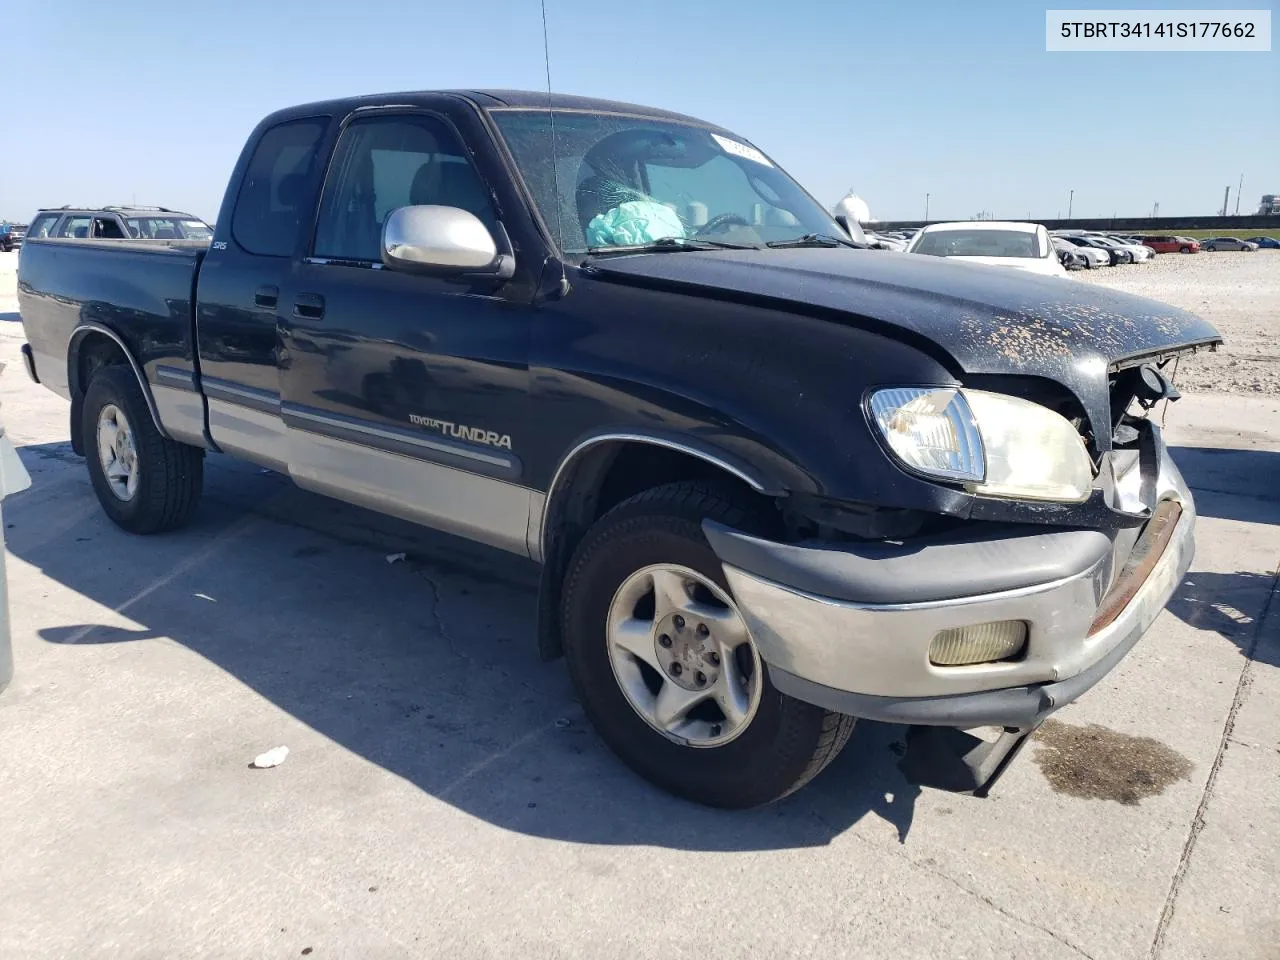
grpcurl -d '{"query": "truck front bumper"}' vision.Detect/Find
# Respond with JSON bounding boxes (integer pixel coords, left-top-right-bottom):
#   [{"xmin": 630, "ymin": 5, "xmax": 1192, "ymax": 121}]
[{"xmin": 703, "ymin": 429, "xmax": 1195, "ymax": 791}]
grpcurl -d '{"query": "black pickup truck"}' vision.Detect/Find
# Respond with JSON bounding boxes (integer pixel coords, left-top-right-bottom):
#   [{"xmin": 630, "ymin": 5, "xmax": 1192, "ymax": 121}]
[{"xmin": 17, "ymin": 90, "xmax": 1220, "ymax": 807}]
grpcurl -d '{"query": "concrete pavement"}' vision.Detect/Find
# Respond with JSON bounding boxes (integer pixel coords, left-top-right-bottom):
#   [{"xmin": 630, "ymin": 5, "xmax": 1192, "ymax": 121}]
[{"xmin": 0, "ymin": 318, "xmax": 1275, "ymax": 959}]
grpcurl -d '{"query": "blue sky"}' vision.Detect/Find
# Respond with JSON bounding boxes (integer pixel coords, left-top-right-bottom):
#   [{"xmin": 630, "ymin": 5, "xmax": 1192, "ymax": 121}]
[{"xmin": 1, "ymin": 0, "xmax": 1275, "ymax": 223}]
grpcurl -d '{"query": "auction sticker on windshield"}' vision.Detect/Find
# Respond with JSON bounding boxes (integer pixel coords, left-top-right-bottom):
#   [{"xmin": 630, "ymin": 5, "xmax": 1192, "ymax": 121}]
[{"xmin": 711, "ymin": 134, "xmax": 773, "ymax": 167}]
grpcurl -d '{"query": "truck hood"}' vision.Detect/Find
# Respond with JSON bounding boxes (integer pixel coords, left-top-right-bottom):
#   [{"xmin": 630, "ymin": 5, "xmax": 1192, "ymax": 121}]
[{"xmin": 584, "ymin": 247, "xmax": 1221, "ymax": 443}]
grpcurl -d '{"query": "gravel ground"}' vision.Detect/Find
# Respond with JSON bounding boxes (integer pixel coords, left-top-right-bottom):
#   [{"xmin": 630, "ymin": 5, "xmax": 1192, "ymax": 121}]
[{"xmin": 1072, "ymin": 250, "xmax": 1280, "ymax": 397}]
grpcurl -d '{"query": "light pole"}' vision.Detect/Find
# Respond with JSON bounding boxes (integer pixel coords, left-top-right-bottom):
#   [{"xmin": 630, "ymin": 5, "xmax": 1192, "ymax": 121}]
[
  {"xmin": 925, "ymin": 193, "xmax": 930, "ymax": 221},
  {"xmin": 1068, "ymin": 189, "xmax": 1074, "ymax": 219}
]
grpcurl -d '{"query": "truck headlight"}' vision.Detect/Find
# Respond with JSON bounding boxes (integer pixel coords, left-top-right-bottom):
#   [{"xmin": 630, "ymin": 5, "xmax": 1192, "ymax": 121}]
[{"xmin": 869, "ymin": 387, "xmax": 1094, "ymax": 502}]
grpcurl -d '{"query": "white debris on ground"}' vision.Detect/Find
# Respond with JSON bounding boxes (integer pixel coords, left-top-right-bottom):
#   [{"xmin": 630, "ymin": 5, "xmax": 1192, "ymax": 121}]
[
  {"xmin": 385, "ymin": 552, "xmax": 406, "ymax": 565},
  {"xmin": 250, "ymin": 746, "xmax": 289, "ymax": 769},
  {"xmin": 1073, "ymin": 251, "xmax": 1280, "ymax": 396}
]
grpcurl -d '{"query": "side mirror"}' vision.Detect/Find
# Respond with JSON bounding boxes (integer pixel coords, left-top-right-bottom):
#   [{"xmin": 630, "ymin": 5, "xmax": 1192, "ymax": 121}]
[
  {"xmin": 382, "ymin": 205, "xmax": 514, "ymax": 280},
  {"xmin": 833, "ymin": 214, "xmax": 867, "ymax": 243}
]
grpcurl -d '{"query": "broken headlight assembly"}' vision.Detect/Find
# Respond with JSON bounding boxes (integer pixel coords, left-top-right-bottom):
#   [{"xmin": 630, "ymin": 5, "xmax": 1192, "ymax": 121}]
[{"xmin": 867, "ymin": 387, "xmax": 1094, "ymax": 502}]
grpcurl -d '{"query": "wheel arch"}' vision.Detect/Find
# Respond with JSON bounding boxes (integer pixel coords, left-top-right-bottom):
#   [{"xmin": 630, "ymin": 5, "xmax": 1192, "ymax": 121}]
[
  {"xmin": 67, "ymin": 323, "xmax": 170, "ymax": 454},
  {"xmin": 533, "ymin": 431, "xmax": 789, "ymax": 661}
]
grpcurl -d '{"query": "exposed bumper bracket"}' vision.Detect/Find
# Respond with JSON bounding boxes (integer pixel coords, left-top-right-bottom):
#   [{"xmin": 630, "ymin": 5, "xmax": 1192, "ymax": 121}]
[{"xmin": 898, "ymin": 724, "xmax": 1039, "ymax": 796}]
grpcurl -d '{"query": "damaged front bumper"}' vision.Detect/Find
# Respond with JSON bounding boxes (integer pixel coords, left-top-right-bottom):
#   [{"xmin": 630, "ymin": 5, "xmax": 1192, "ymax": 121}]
[{"xmin": 703, "ymin": 424, "xmax": 1195, "ymax": 794}]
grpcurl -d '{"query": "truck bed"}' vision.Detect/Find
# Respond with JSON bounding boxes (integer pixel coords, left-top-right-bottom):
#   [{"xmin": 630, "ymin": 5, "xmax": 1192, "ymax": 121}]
[{"xmin": 18, "ymin": 237, "xmax": 207, "ymax": 400}]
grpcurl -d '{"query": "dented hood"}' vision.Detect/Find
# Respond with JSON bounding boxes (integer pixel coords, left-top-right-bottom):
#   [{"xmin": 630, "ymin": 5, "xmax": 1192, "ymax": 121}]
[{"xmin": 586, "ymin": 247, "xmax": 1222, "ymax": 440}]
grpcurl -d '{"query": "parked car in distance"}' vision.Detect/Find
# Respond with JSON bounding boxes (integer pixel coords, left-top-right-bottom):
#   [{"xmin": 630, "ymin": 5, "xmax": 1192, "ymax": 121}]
[
  {"xmin": 906, "ymin": 221, "xmax": 1066, "ymax": 276},
  {"xmin": 1202, "ymin": 237, "xmax": 1258, "ymax": 252},
  {"xmin": 0, "ymin": 223, "xmax": 25, "ymax": 252},
  {"xmin": 24, "ymin": 206, "xmax": 212, "ymax": 242},
  {"xmin": 1245, "ymin": 236, "xmax": 1280, "ymax": 249},
  {"xmin": 16, "ymin": 89, "xmax": 1220, "ymax": 808},
  {"xmin": 1081, "ymin": 235, "xmax": 1136, "ymax": 263},
  {"xmin": 1093, "ymin": 235, "xmax": 1154, "ymax": 262},
  {"xmin": 1051, "ymin": 237, "xmax": 1089, "ymax": 270},
  {"xmin": 1052, "ymin": 236, "xmax": 1108, "ymax": 268},
  {"xmin": 864, "ymin": 232, "xmax": 908, "ymax": 251},
  {"xmin": 1056, "ymin": 234, "xmax": 1127, "ymax": 265},
  {"xmin": 1139, "ymin": 235, "xmax": 1199, "ymax": 254}
]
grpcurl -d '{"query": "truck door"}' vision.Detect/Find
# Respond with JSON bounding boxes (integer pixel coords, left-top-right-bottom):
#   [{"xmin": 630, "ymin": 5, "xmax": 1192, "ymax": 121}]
[
  {"xmin": 195, "ymin": 118, "xmax": 329, "ymax": 472},
  {"xmin": 280, "ymin": 108, "xmax": 536, "ymax": 555}
]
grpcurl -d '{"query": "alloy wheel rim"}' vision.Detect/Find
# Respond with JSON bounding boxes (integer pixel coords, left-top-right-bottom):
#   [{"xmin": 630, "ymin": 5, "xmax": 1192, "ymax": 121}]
[
  {"xmin": 605, "ymin": 563, "xmax": 763, "ymax": 748},
  {"xmin": 97, "ymin": 404, "xmax": 139, "ymax": 501}
]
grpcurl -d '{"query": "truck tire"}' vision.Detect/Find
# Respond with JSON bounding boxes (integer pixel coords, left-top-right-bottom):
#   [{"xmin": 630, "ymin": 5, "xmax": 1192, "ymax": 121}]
[
  {"xmin": 560, "ymin": 481, "xmax": 855, "ymax": 808},
  {"xmin": 82, "ymin": 366, "xmax": 203, "ymax": 534}
]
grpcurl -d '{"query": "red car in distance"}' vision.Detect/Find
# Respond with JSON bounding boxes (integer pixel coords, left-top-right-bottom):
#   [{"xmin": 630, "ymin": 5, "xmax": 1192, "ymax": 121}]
[{"xmin": 1138, "ymin": 235, "xmax": 1200, "ymax": 254}]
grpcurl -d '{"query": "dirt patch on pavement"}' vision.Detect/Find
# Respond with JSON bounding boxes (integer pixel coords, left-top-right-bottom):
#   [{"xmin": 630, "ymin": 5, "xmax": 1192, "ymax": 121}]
[{"xmin": 1033, "ymin": 719, "xmax": 1193, "ymax": 805}]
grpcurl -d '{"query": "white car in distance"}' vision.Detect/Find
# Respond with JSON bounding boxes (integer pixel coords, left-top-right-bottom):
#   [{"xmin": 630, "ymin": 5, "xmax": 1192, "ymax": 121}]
[
  {"xmin": 1053, "ymin": 236, "xmax": 1109, "ymax": 268},
  {"xmin": 906, "ymin": 221, "xmax": 1067, "ymax": 276}
]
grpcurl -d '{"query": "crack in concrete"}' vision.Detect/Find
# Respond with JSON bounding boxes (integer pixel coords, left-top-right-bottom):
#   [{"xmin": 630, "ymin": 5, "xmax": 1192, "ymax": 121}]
[
  {"xmin": 807, "ymin": 811, "xmax": 1100, "ymax": 960},
  {"xmin": 409, "ymin": 562, "xmax": 546, "ymax": 699},
  {"xmin": 1149, "ymin": 558, "xmax": 1280, "ymax": 959},
  {"xmin": 844, "ymin": 829, "xmax": 1105, "ymax": 960}
]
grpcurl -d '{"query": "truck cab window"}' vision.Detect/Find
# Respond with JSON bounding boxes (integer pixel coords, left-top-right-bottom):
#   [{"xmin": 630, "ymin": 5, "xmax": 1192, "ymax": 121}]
[
  {"xmin": 314, "ymin": 116, "xmax": 496, "ymax": 263},
  {"xmin": 231, "ymin": 118, "xmax": 326, "ymax": 257}
]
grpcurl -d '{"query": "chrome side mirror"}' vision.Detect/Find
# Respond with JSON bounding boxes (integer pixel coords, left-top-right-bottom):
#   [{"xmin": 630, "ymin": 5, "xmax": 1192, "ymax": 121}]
[{"xmin": 382, "ymin": 205, "xmax": 514, "ymax": 279}]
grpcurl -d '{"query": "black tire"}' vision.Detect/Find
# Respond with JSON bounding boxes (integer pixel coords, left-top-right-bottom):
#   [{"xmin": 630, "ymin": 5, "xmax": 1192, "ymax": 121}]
[
  {"xmin": 560, "ymin": 480, "xmax": 855, "ymax": 808},
  {"xmin": 1180, "ymin": 245, "xmax": 1192, "ymax": 254},
  {"xmin": 82, "ymin": 365, "xmax": 204, "ymax": 534}
]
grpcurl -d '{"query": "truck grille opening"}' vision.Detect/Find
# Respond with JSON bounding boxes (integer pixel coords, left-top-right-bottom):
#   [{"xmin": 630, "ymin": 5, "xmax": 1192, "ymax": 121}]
[{"xmin": 1088, "ymin": 500, "xmax": 1182, "ymax": 636}]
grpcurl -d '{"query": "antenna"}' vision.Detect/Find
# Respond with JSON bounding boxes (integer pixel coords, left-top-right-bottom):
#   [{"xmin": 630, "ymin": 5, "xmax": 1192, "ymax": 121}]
[{"xmin": 540, "ymin": 0, "xmax": 566, "ymax": 252}]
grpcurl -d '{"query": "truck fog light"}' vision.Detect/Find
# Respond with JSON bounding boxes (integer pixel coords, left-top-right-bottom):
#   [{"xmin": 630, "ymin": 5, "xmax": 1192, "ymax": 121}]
[{"xmin": 929, "ymin": 621, "xmax": 1027, "ymax": 666}]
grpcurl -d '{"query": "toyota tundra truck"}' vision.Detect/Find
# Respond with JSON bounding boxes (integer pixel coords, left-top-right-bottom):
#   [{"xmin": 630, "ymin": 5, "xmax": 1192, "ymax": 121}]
[{"xmin": 16, "ymin": 90, "xmax": 1220, "ymax": 807}]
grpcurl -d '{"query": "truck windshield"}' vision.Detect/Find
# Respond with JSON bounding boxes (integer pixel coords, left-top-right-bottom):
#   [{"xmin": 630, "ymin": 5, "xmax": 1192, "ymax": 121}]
[{"xmin": 490, "ymin": 110, "xmax": 841, "ymax": 254}]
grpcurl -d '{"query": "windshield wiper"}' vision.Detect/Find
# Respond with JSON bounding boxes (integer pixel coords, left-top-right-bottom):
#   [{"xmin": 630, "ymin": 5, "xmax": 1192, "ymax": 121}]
[
  {"xmin": 587, "ymin": 236, "xmax": 759, "ymax": 255},
  {"xmin": 765, "ymin": 233, "xmax": 863, "ymax": 249}
]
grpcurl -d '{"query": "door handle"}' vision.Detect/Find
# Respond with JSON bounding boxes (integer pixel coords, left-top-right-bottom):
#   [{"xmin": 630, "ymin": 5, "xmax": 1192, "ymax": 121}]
[
  {"xmin": 293, "ymin": 292, "xmax": 325, "ymax": 320},
  {"xmin": 254, "ymin": 285, "xmax": 278, "ymax": 309}
]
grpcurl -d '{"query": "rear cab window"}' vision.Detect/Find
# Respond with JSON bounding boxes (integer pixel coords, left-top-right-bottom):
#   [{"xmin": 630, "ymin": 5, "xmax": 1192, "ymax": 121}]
[{"xmin": 231, "ymin": 119, "xmax": 327, "ymax": 257}]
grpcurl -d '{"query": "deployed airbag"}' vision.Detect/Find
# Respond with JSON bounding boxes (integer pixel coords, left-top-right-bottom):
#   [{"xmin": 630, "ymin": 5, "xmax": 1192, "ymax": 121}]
[{"xmin": 586, "ymin": 200, "xmax": 685, "ymax": 248}]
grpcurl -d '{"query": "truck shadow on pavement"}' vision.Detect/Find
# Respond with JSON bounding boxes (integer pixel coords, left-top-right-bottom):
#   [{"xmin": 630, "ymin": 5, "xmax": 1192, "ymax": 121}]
[
  {"xmin": 10, "ymin": 442, "xmax": 922, "ymax": 850},
  {"xmin": 1166, "ymin": 570, "xmax": 1279, "ymax": 667},
  {"xmin": 1168, "ymin": 445, "xmax": 1280, "ymax": 526}
]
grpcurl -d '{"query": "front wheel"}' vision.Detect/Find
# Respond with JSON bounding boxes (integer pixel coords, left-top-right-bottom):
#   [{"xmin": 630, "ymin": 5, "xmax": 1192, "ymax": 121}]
[
  {"xmin": 560, "ymin": 481, "xmax": 855, "ymax": 808},
  {"xmin": 1180, "ymin": 246, "xmax": 1192, "ymax": 254},
  {"xmin": 83, "ymin": 366, "xmax": 204, "ymax": 533}
]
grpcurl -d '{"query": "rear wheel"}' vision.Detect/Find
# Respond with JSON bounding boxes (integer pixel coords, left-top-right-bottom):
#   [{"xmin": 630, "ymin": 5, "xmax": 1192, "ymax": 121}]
[
  {"xmin": 83, "ymin": 366, "xmax": 204, "ymax": 533},
  {"xmin": 560, "ymin": 481, "xmax": 855, "ymax": 808}
]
